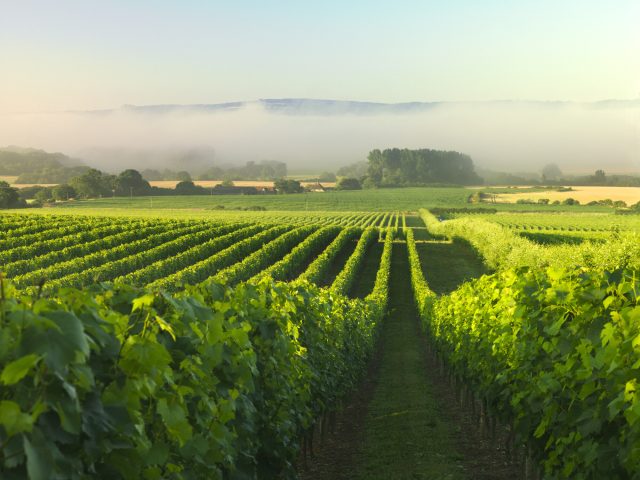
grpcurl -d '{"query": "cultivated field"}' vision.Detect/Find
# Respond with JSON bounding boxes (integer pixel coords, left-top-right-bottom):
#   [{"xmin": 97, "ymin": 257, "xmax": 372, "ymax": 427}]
[{"xmin": 1, "ymin": 189, "xmax": 640, "ymax": 479}]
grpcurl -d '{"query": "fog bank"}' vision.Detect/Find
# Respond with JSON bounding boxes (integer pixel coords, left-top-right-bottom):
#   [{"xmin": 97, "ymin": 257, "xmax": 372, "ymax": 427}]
[{"xmin": 0, "ymin": 99, "xmax": 638, "ymax": 174}]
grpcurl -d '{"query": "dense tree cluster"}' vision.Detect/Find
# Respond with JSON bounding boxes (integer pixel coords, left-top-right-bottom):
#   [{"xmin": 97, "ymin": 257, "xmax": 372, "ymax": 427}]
[
  {"xmin": 274, "ymin": 178, "xmax": 303, "ymax": 194},
  {"xmin": 0, "ymin": 181, "xmax": 25, "ymax": 209},
  {"xmin": 571, "ymin": 170, "xmax": 640, "ymax": 187},
  {"xmin": 366, "ymin": 148, "xmax": 482, "ymax": 186},
  {"xmin": 113, "ymin": 169, "xmax": 152, "ymax": 196},
  {"xmin": 336, "ymin": 177, "xmax": 362, "ymax": 190},
  {"xmin": 317, "ymin": 171, "xmax": 337, "ymax": 182},
  {"xmin": 70, "ymin": 169, "xmax": 118, "ymax": 198},
  {"xmin": 538, "ymin": 166, "xmax": 640, "ymax": 187},
  {"xmin": 18, "ymin": 169, "xmax": 153, "ymax": 200}
]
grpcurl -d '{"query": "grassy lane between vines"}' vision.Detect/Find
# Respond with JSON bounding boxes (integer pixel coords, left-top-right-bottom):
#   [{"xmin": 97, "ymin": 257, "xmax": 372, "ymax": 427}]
[
  {"xmin": 300, "ymin": 241, "xmax": 521, "ymax": 479},
  {"xmin": 403, "ymin": 214, "xmax": 425, "ymax": 228},
  {"xmin": 351, "ymin": 244, "xmax": 466, "ymax": 479},
  {"xmin": 350, "ymin": 241, "xmax": 383, "ymax": 299},
  {"xmin": 417, "ymin": 239, "xmax": 488, "ymax": 295},
  {"xmin": 318, "ymin": 237, "xmax": 358, "ymax": 287}
]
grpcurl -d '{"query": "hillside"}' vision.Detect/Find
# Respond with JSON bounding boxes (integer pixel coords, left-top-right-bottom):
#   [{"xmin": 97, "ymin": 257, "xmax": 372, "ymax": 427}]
[{"xmin": 0, "ymin": 146, "xmax": 88, "ymax": 183}]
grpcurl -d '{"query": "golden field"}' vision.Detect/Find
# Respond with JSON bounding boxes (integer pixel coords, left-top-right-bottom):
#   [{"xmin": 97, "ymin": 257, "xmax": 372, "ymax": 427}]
[
  {"xmin": 495, "ymin": 186, "xmax": 640, "ymax": 205},
  {"xmin": 3, "ymin": 175, "xmax": 58, "ymax": 188}
]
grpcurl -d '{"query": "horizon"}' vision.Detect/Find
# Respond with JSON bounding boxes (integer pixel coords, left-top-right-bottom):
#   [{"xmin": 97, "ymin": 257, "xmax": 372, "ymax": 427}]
[{"xmin": 2, "ymin": 96, "xmax": 640, "ymax": 116}]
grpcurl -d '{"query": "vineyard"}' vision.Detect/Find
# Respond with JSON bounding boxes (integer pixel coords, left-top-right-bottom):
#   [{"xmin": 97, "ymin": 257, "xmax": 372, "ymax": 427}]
[
  {"xmin": 3, "ymin": 0, "xmax": 637, "ymax": 478},
  {"xmin": 0, "ymin": 213, "xmax": 400, "ymax": 292},
  {"xmin": 1, "ymin": 205, "xmax": 640, "ymax": 479},
  {"xmin": 457, "ymin": 212, "xmax": 640, "ymax": 233}
]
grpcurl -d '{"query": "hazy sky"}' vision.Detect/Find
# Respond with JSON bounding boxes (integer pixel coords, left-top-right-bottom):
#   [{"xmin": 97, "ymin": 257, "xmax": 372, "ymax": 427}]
[{"xmin": 1, "ymin": 0, "xmax": 638, "ymax": 112}]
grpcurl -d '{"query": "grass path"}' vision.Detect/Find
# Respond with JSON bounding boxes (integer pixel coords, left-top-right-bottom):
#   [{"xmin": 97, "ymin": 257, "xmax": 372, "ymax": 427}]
[
  {"xmin": 300, "ymin": 240, "xmax": 519, "ymax": 480},
  {"xmin": 350, "ymin": 241, "xmax": 383, "ymax": 299},
  {"xmin": 318, "ymin": 238, "xmax": 357, "ymax": 287},
  {"xmin": 417, "ymin": 239, "xmax": 487, "ymax": 295},
  {"xmin": 351, "ymin": 244, "xmax": 465, "ymax": 479}
]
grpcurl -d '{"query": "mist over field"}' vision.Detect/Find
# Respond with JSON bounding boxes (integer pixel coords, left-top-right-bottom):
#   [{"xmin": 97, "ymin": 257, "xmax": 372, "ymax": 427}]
[{"xmin": 1, "ymin": 99, "xmax": 638, "ymax": 174}]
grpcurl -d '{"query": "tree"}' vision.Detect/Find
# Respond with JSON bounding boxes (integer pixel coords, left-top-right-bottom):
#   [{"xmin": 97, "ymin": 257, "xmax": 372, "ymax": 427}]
[
  {"xmin": 52, "ymin": 184, "xmax": 77, "ymax": 201},
  {"xmin": 0, "ymin": 181, "xmax": 25, "ymax": 209},
  {"xmin": 318, "ymin": 171, "xmax": 337, "ymax": 182},
  {"xmin": 70, "ymin": 169, "xmax": 113, "ymax": 198},
  {"xmin": 594, "ymin": 169, "xmax": 606, "ymax": 184},
  {"xmin": 220, "ymin": 179, "xmax": 234, "ymax": 187},
  {"xmin": 114, "ymin": 169, "xmax": 151, "ymax": 196},
  {"xmin": 366, "ymin": 150, "xmax": 384, "ymax": 185},
  {"xmin": 362, "ymin": 177, "xmax": 378, "ymax": 189},
  {"xmin": 336, "ymin": 177, "xmax": 362, "ymax": 190},
  {"xmin": 34, "ymin": 187, "xmax": 53, "ymax": 204},
  {"xmin": 174, "ymin": 181, "xmax": 205, "ymax": 195},
  {"xmin": 274, "ymin": 179, "xmax": 303, "ymax": 194},
  {"xmin": 176, "ymin": 171, "xmax": 192, "ymax": 182},
  {"xmin": 17, "ymin": 186, "xmax": 49, "ymax": 200},
  {"xmin": 541, "ymin": 164, "xmax": 562, "ymax": 182}
]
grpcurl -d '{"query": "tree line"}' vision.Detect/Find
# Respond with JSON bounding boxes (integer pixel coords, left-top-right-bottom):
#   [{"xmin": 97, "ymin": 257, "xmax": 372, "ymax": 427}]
[
  {"xmin": 1, "ymin": 168, "xmax": 340, "ymax": 208},
  {"xmin": 540, "ymin": 164, "xmax": 640, "ymax": 187}
]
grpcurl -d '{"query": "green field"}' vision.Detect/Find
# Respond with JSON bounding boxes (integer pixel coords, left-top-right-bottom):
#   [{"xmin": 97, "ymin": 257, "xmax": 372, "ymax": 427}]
[
  {"xmin": 43, "ymin": 187, "xmax": 474, "ymax": 212},
  {"xmin": 9, "ymin": 186, "xmax": 620, "ymax": 217},
  {"xmin": 1, "ymin": 188, "xmax": 640, "ymax": 479}
]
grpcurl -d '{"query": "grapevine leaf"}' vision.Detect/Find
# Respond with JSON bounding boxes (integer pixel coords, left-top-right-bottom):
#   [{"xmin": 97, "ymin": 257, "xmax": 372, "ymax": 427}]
[
  {"xmin": 0, "ymin": 400, "xmax": 34, "ymax": 436},
  {"xmin": 23, "ymin": 432, "xmax": 55, "ymax": 480},
  {"xmin": 132, "ymin": 293, "xmax": 155, "ymax": 312},
  {"xmin": 154, "ymin": 316, "xmax": 176, "ymax": 341},
  {"xmin": 1, "ymin": 354, "xmax": 41, "ymax": 385},
  {"xmin": 157, "ymin": 398, "xmax": 192, "ymax": 446},
  {"xmin": 21, "ymin": 311, "xmax": 89, "ymax": 373}
]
